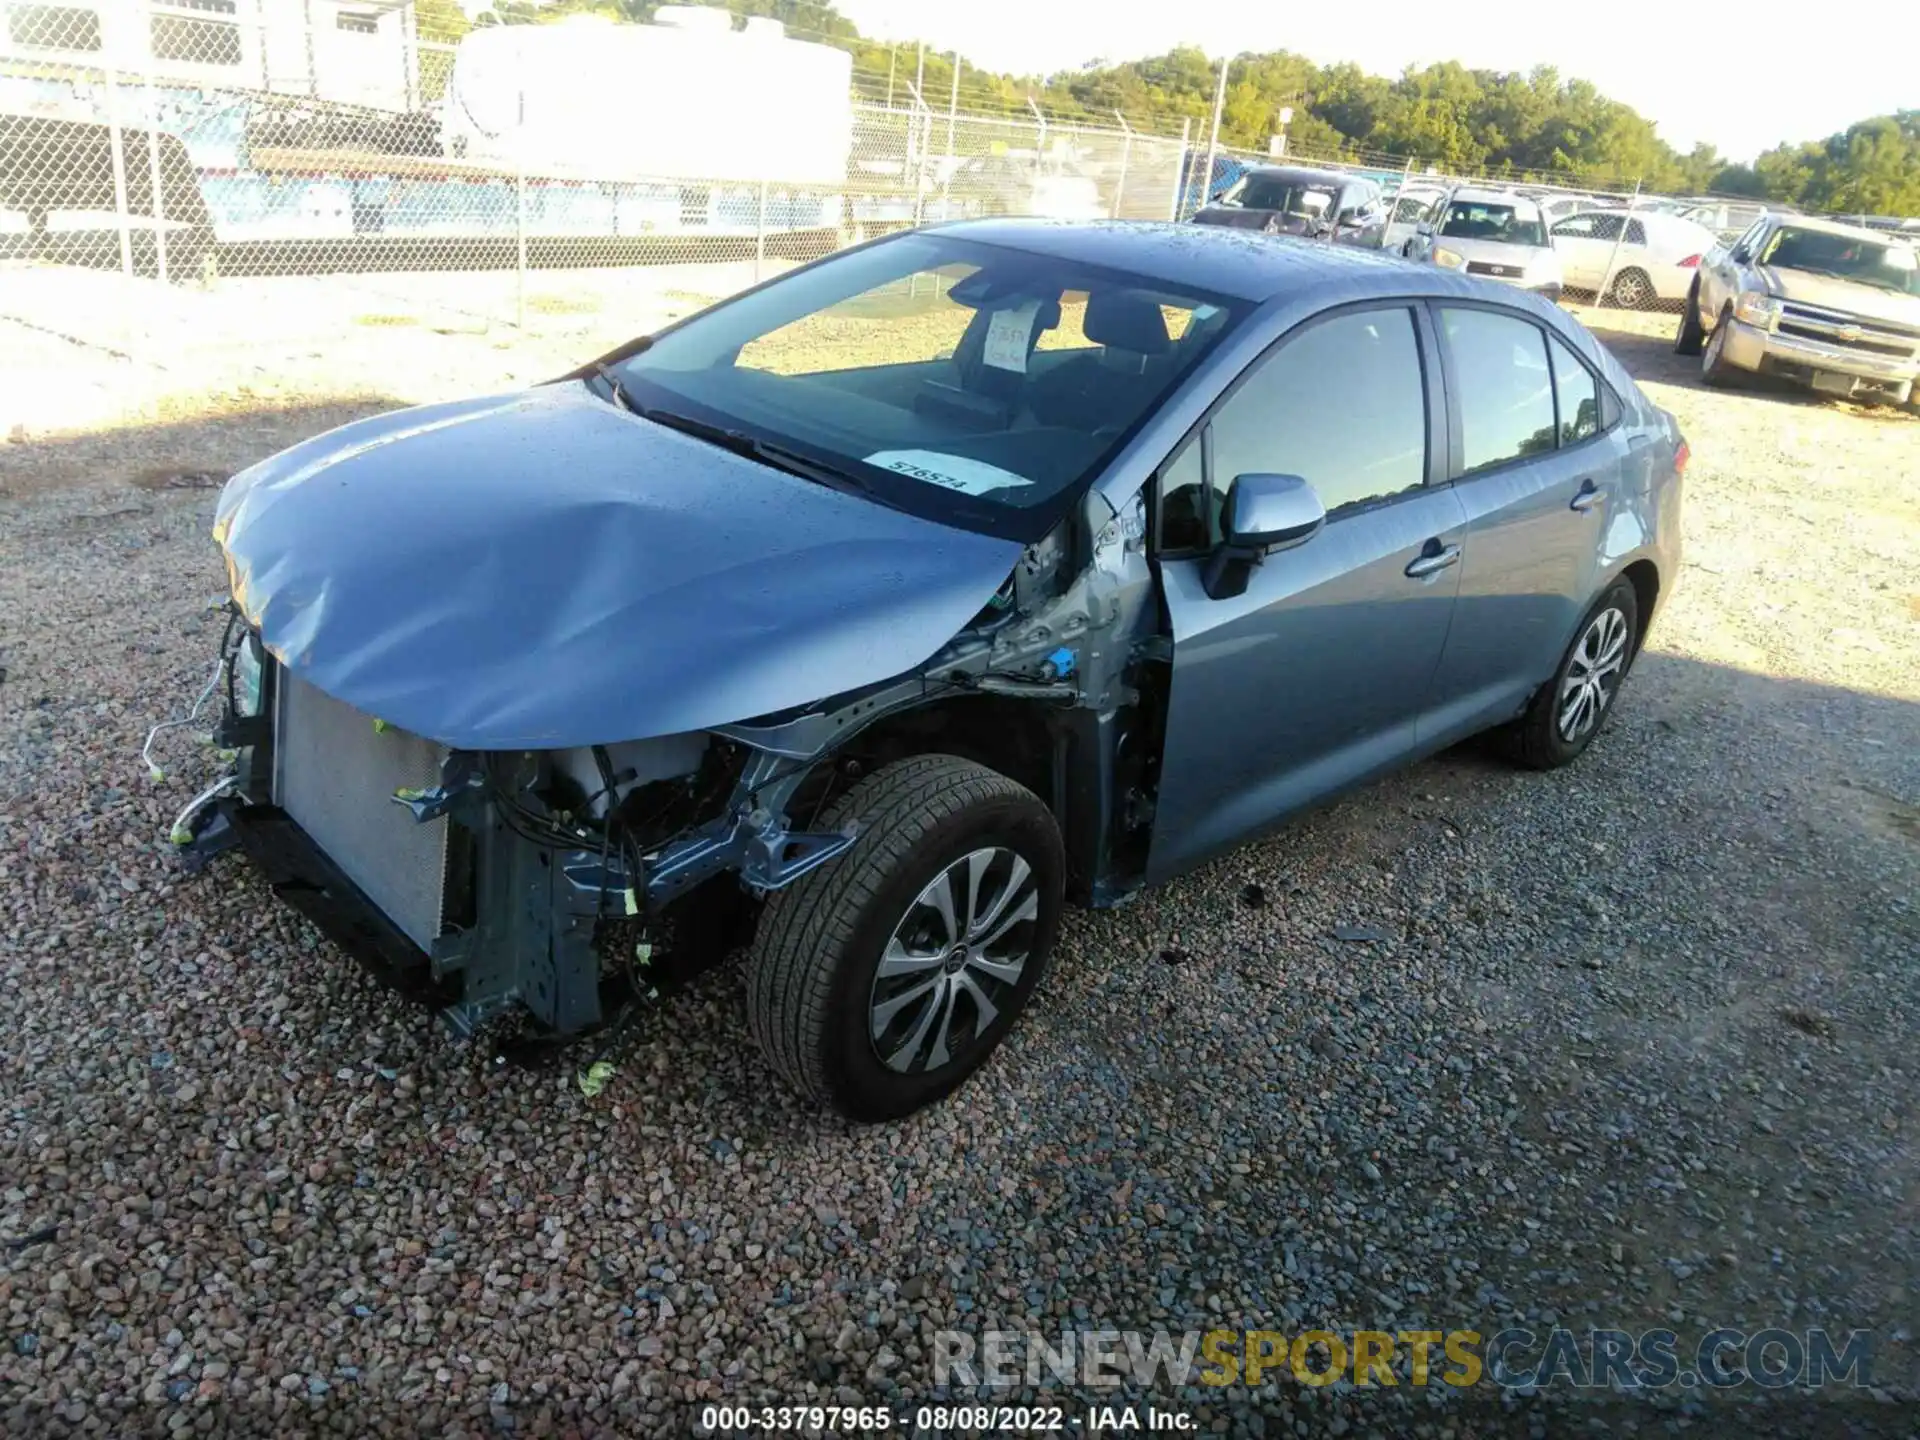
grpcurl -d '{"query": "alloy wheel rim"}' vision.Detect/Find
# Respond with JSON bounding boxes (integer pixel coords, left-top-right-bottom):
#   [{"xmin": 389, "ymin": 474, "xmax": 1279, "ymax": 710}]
[
  {"xmin": 1557, "ymin": 606, "xmax": 1630, "ymax": 743},
  {"xmin": 1617, "ymin": 272, "xmax": 1649, "ymax": 307},
  {"xmin": 868, "ymin": 847, "xmax": 1039, "ymax": 1075}
]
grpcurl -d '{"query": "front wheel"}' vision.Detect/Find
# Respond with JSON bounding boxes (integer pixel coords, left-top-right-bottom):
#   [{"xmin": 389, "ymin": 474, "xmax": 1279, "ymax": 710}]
[
  {"xmin": 1502, "ymin": 579, "xmax": 1641, "ymax": 770},
  {"xmin": 747, "ymin": 755, "xmax": 1064, "ymax": 1121},
  {"xmin": 1701, "ymin": 307, "xmax": 1742, "ymax": 386},
  {"xmin": 1673, "ymin": 282, "xmax": 1705, "ymax": 355}
]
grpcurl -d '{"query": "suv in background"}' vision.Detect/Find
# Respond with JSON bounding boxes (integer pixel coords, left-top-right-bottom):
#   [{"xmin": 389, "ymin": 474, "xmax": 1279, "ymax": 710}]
[
  {"xmin": 1406, "ymin": 186, "xmax": 1564, "ymax": 299},
  {"xmin": 1676, "ymin": 213, "xmax": 1920, "ymax": 407},
  {"xmin": 1190, "ymin": 165, "xmax": 1388, "ymax": 248}
]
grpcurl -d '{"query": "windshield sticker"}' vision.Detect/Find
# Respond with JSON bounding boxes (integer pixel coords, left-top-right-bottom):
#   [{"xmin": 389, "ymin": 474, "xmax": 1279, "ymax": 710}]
[
  {"xmin": 982, "ymin": 301, "xmax": 1041, "ymax": 373},
  {"xmin": 864, "ymin": 450, "xmax": 1035, "ymax": 496}
]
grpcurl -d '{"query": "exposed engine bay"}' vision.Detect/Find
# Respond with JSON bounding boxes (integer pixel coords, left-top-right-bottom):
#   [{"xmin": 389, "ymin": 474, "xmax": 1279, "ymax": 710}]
[{"xmin": 179, "ymin": 484, "xmax": 1164, "ymax": 1041}]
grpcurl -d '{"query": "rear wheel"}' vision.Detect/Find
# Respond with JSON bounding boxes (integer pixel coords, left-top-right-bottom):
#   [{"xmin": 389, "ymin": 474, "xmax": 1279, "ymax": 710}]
[
  {"xmin": 1673, "ymin": 281, "xmax": 1706, "ymax": 355},
  {"xmin": 1606, "ymin": 267, "xmax": 1656, "ymax": 310},
  {"xmin": 1502, "ymin": 578, "xmax": 1640, "ymax": 770},
  {"xmin": 747, "ymin": 755, "xmax": 1063, "ymax": 1121}
]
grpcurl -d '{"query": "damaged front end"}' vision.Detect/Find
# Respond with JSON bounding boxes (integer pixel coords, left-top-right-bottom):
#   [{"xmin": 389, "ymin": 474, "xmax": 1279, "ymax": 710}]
[
  {"xmin": 185, "ymin": 644, "xmax": 899, "ymax": 1037},
  {"xmin": 177, "ymin": 379, "xmax": 1166, "ymax": 1042}
]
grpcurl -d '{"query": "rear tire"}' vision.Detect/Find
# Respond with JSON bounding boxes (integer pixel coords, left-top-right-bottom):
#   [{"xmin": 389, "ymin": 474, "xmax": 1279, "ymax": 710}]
[
  {"xmin": 1607, "ymin": 267, "xmax": 1656, "ymax": 310},
  {"xmin": 1673, "ymin": 282, "xmax": 1705, "ymax": 355},
  {"xmin": 1502, "ymin": 578, "xmax": 1640, "ymax": 771},
  {"xmin": 747, "ymin": 755, "xmax": 1064, "ymax": 1121}
]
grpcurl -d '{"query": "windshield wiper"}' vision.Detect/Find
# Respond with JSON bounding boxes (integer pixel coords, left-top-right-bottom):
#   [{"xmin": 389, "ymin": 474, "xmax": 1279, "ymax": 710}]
[
  {"xmin": 590, "ymin": 362, "xmax": 636, "ymax": 412},
  {"xmin": 632, "ymin": 404, "xmax": 876, "ymax": 497}
]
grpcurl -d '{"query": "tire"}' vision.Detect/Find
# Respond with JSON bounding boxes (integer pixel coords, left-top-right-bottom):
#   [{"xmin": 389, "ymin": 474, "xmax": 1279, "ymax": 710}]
[
  {"xmin": 1502, "ymin": 578, "xmax": 1641, "ymax": 771},
  {"xmin": 1701, "ymin": 306, "xmax": 1741, "ymax": 387},
  {"xmin": 1673, "ymin": 281, "xmax": 1705, "ymax": 355},
  {"xmin": 747, "ymin": 755, "xmax": 1064, "ymax": 1121},
  {"xmin": 1606, "ymin": 267, "xmax": 1655, "ymax": 310}
]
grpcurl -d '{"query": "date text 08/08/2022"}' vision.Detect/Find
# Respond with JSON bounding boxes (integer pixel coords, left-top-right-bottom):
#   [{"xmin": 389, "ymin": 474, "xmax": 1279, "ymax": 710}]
[{"xmin": 697, "ymin": 1403, "xmax": 1195, "ymax": 1433}]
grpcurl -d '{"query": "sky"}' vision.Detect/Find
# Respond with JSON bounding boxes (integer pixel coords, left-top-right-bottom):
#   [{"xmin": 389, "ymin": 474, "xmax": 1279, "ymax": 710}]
[{"xmin": 835, "ymin": 0, "xmax": 1915, "ymax": 162}]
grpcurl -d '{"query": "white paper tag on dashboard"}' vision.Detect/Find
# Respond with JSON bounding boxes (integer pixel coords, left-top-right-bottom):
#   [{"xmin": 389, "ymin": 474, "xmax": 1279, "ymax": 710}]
[
  {"xmin": 983, "ymin": 301, "xmax": 1040, "ymax": 373},
  {"xmin": 864, "ymin": 450, "xmax": 1034, "ymax": 495}
]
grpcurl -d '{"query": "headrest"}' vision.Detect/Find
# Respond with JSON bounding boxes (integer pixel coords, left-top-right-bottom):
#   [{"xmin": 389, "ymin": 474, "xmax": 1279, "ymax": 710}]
[{"xmin": 1084, "ymin": 290, "xmax": 1171, "ymax": 355}]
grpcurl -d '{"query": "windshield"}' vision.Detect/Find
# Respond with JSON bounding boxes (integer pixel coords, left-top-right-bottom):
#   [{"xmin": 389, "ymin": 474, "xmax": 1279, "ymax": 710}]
[
  {"xmin": 615, "ymin": 233, "xmax": 1246, "ymax": 541},
  {"xmin": 1759, "ymin": 227, "xmax": 1920, "ymax": 295},
  {"xmin": 1440, "ymin": 201, "xmax": 1547, "ymax": 248},
  {"xmin": 1220, "ymin": 174, "xmax": 1336, "ymax": 218}
]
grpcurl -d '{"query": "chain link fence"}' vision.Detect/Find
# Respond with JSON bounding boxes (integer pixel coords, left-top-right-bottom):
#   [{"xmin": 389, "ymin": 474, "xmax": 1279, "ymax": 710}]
[{"xmin": 3, "ymin": 0, "xmax": 1904, "ymax": 423}]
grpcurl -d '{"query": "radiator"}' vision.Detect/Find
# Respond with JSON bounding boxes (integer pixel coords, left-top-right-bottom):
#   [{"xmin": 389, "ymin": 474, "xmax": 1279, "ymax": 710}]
[{"xmin": 273, "ymin": 671, "xmax": 449, "ymax": 952}]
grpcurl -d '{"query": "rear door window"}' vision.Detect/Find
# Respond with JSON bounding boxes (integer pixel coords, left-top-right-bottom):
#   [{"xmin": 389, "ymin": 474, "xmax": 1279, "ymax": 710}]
[
  {"xmin": 1546, "ymin": 334, "xmax": 1600, "ymax": 445},
  {"xmin": 1440, "ymin": 307, "xmax": 1556, "ymax": 473}
]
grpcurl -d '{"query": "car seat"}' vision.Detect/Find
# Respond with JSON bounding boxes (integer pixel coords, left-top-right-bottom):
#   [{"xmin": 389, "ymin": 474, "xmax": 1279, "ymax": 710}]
[{"xmin": 1028, "ymin": 290, "xmax": 1172, "ymax": 432}]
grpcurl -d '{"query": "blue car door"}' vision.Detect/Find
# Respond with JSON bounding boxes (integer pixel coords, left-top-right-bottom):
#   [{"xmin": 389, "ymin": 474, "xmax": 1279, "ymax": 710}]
[
  {"xmin": 1147, "ymin": 302, "xmax": 1469, "ymax": 883},
  {"xmin": 1419, "ymin": 303, "xmax": 1628, "ymax": 744}
]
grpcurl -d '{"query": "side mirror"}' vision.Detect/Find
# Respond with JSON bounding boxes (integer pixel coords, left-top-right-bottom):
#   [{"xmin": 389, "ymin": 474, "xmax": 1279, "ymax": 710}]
[
  {"xmin": 1416, "ymin": 221, "xmax": 1434, "ymax": 238},
  {"xmin": 1203, "ymin": 473, "xmax": 1325, "ymax": 600},
  {"xmin": 1729, "ymin": 246, "xmax": 1750, "ymax": 264}
]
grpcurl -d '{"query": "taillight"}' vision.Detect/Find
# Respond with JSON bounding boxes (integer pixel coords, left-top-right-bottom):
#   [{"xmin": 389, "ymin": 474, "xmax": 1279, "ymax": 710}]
[
  {"xmin": 1678, "ymin": 254, "xmax": 1701, "ymax": 267},
  {"xmin": 1674, "ymin": 440, "xmax": 1690, "ymax": 474}
]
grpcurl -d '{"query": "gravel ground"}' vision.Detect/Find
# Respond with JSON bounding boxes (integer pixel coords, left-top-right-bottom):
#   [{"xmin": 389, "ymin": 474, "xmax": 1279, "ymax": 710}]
[{"xmin": 1, "ymin": 281, "xmax": 1917, "ymax": 1437}]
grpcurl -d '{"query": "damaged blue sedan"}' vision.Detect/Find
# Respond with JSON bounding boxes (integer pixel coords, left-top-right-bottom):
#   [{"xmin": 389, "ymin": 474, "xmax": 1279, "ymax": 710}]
[{"xmin": 189, "ymin": 219, "xmax": 1685, "ymax": 1120}]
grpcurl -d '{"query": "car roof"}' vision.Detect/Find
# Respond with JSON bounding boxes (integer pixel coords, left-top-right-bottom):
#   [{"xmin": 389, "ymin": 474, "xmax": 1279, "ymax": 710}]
[
  {"xmin": 913, "ymin": 218, "xmax": 1641, "ymax": 413},
  {"xmin": 1243, "ymin": 164, "xmax": 1364, "ymax": 188},
  {"xmin": 1446, "ymin": 186, "xmax": 1542, "ymax": 213},
  {"xmin": 1569, "ymin": 208, "xmax": 1718, "ymax": 238},
  {"xmin": 1764, "ymin": 213, "xmax": 1914, "ymax": 245},
  {"xmin": 931, "ymin": 217, "xmax": 1421, "ymax": 302}
]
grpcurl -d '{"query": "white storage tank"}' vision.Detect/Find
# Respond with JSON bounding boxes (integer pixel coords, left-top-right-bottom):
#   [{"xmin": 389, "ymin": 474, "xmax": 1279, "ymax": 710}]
[{"xmin": 441, "ymin": 12, "xmax": 853, "ymax": 188}]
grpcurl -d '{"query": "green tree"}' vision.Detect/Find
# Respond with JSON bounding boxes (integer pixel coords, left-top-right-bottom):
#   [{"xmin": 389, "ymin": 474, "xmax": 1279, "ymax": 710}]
[{"xmin": 447, "ymin": 0, "xmax": 1920, "ymax": 214}]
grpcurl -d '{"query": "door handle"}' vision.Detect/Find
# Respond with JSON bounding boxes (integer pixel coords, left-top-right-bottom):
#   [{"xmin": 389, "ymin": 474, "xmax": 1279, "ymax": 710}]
[
  {"xmin": 1404, "ymin": 541, "xmax": 1462, "ymax": 579},
  {"xmin": 1570, "ymin": 479, "xmax": 1604, "ymax": 513}
]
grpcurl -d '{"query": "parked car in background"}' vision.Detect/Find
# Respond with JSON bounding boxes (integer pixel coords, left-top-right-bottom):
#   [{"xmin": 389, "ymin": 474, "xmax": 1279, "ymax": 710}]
[
  {"xmin": 1179, "ymin": 151, "xmax": 1252, "ymax": 212},
  {"xmin": 1550, "ymin": 208, "xmax": 1719, "ymax": 307},
  {"xmin": 1406, "ymin": 186, "xmax": 1563, "ymax": 298},
  {"xmin": 1190, "ymin": 165, "xmax": 1388, "ymax": 247},
  {"xmin": 1677, "ymin": 213, "xmax": 1920, "ymax": 407},
  {"xmin": 188, "ymin": 218, "xmax": 1684, "ymax": 1120},
  {"xmin": 1381, "ymin": 185, "xmax": 1445, "ymax": 253},
  {"xmin": 1674, "ymin": 199, "xmax": 1785, "ymax": 244},
  {"xmin": 1530, "ymin": 191, "xmax": 1601, "ymax": 228}
]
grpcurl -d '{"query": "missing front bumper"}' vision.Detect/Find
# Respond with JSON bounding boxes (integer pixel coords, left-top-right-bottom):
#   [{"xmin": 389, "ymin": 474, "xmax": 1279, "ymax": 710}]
[{"xmin": 221, "ymin": 800, "xmax": 454, "ymax": 1005}]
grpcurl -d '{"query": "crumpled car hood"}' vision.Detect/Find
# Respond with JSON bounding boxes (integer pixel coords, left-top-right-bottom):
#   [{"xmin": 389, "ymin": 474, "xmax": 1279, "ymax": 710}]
[{"xmin": 215, "ymin": 383, "xmax": 1023, "ymax": 750}]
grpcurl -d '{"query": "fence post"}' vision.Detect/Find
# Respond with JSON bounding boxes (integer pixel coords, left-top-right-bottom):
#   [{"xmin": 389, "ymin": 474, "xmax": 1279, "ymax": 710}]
[
  {"xmin": 514, "ymin": 64, "xmax": 527, "ymax": 328},
  {"xmin": 1202, "ymin": 52, "xmax": 1229, "ymax": 207},
  {"xmin": 1594, "ymin": 178, "xmax": 1641, "ymax": 310},
  {"xmin": 141, "ymin": 66, "xmax": 169, "ymax": 286},
  {"xmin": 1169, "ymin": 116, "xmax": 1191, "ymax": 220},
  {"xmin": 1112, "ymin": 112, "xmax": 1132, "ymax": 219},
  {"xmin": 946, "ymin": 52, "xmax": 958, "ymax": 163},
  {"xmin": 102, "ymin": 65, "xmax": 136, "ymax": 283},
  {"xmin": 755, "ymin": 178, "xmax": 767, "ymax": 283}
]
